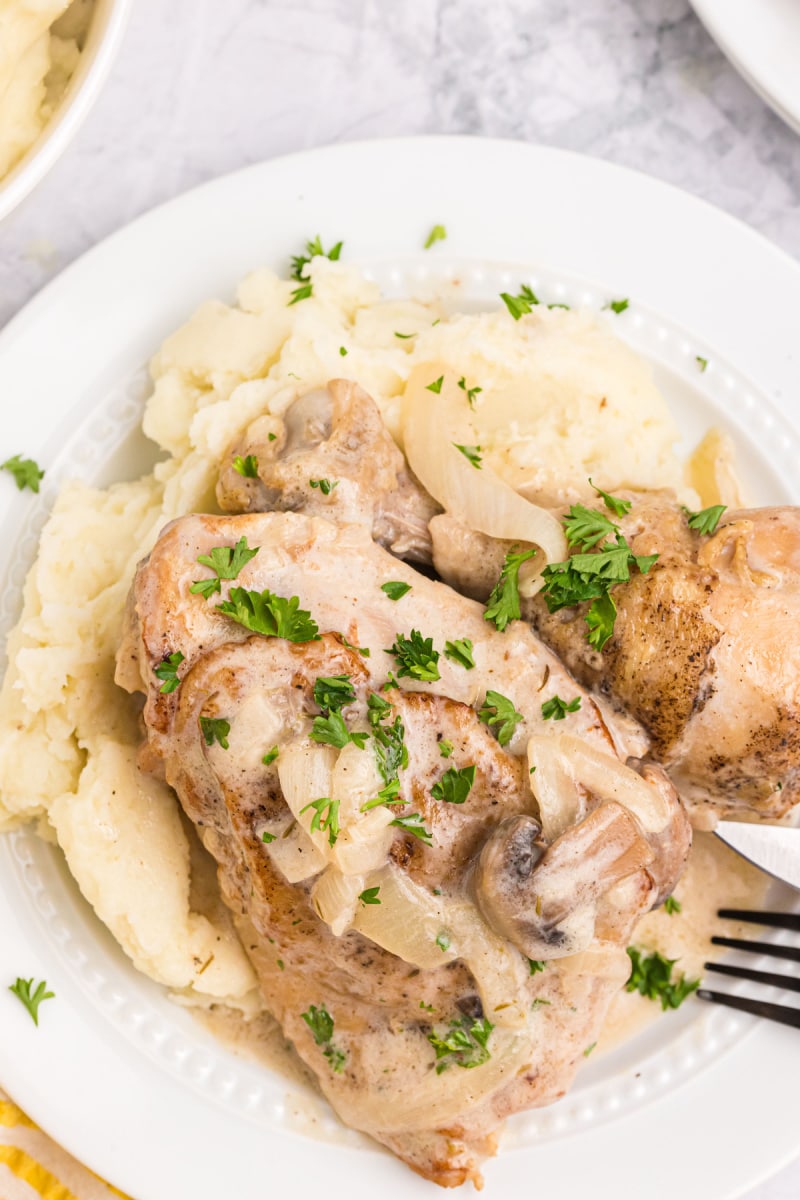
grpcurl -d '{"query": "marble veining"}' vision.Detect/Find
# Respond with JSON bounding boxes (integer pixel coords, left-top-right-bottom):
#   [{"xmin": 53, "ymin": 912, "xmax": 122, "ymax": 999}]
[{"xmin": 0, "ymin": 2, "xmax": 798, "ymax": 1195}]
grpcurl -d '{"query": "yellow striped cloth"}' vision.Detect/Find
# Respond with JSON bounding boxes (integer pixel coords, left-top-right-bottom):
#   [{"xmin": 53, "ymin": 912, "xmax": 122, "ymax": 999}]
[{"xmin": 0, "ymin": 1092, "xmax": 131, "ymax": 1200}]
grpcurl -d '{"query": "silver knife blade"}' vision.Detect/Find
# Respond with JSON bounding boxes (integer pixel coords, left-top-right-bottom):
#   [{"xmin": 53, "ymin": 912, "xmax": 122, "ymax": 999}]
[{"xmin": 715, "ymin": 821, "xmax": 800, "ymax": 891}]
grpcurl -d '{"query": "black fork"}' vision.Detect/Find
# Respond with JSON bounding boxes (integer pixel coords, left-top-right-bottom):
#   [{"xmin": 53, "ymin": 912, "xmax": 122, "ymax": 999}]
[{"xmin": 697, "ymin": 909, "xmax": 800, "ymax": 1030}]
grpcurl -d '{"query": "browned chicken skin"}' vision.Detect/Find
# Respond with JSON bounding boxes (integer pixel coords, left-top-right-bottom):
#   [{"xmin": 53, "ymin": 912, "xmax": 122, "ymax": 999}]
[{"xmin": 118, "ymin": 511, "xmax": 689, "ymax": 1186}]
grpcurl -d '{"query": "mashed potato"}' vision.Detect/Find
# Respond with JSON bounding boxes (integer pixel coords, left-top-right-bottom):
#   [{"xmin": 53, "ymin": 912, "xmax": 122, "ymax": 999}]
[
  {"xmin": 0, "ymin": 0, "xmax": 91, "ymax": 182},
  {"xmin": 0, "ymin": 259, "xmax": 689, "ymax": 1008}
]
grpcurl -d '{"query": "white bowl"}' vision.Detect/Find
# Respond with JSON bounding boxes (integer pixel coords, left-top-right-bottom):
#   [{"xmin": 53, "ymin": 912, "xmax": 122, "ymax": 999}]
[{"xmin": 0, "ymin": 0, "xmax": 133, "ymax": 222}]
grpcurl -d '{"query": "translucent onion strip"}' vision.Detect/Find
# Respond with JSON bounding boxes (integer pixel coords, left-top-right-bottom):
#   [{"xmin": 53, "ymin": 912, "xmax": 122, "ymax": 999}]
[
  {"xmin": 278, "ymin": 742, "xmax": 337, "ymax": 859},
  {"xmin": 402, "ymin": 364, "xmax": 568, "ymax": 568}
]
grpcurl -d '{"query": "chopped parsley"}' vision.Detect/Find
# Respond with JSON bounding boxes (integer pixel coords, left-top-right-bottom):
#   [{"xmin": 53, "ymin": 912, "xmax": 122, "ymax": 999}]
[
  {"xmin": 427, "ymin": 1016, "xmax": 494, "ymax": 1073},
  {"xmin": 340, "ymin": 634, "xmax": 370, "ymax": 657},
  {"xmin": 484, "ymin": 546, "xmax": 538, "ymax": 631},
  {"xmin": 541, "ymin": 695, "xmax": 581, "ymax": 721},
  {"xmin": 261, "ymin": 830, "xmax": 276, "ymax": 844},
  {"xmin": 684, "ymin": 504, "xmax": 726, "ymax": 536},
  {"xmin": 154, "ymin": 650, "xmax": 184, "ymax": 694},
  {"xmin": 359, "ymin": 887, "xmax": 381, "ymax": 905},
  {"xmin": 431, "ymin": 765, "xmax": 476, "ymax": 805},
  {"xmin": 310, "ymin": 477, "xmax": 337, "ymax": 495},
  {"xmin": 605, "ymin": 298, "xmax": 629, "ymax": 314},
  {"xmin": 200, "ymin": 716, "xmax": 231, "ymax": 749},
  {"xmin": 1, "ymin": 454, "xmax": 44, "ymax": 493},
  {"xmin": 436, "ymin": 931, "xmax": 451, "ymax": 952},
  {"xmin": 381, "ymin": 581, "xmax": 412, "ymax": 601},
  {"xmin": 232, "ymin": 454, "xmax": 259, "ymax": 478},
  {"xmin": 8, "ymin": 977, "xmax": 54, "ymax": 1026},
  {"xmin": 457, "ymin": 376, "xmax": 482, "ymax": 408},
  {"xmin": 663, "ymin": 895, "xmax": 682, "ymax": 916},
  {"xmin": 262, "ymin": 746, "xmax": 279, "ymax": 767},
  {"xmin": 562, "ymin": 504, "xmax": 619, "ymax": 550},
  {"xmin": 313, "ymin": 674, "xmax": 356, "ymax": 714},
  {"xmin": 390, "ymin": 812, "xmax": 432, "ymax": 843},
  {"xmin": 500, "ymin": 285, "xmax": 538, "ymax": 320},
  {"xmin": 339, "ymin": 346, "xmax": 348, "ymax": 356},
  {"xmin": 190, "ymin": 536, "xmax": 259, "ymax": 598},
  {"xmin": 589, "ymin": 479, "xmax": 631, "ymax": 517},
  {"xmin": 367, "ymin": 691, "xmax": 392, "ymax": 725},
  {"xmin": 424, "ymin": 224, "xmax": 447, "ymax": 249},
  {"xmin": 478, "ymin": 690, "xmax": 523, "ymax": 747},
  {"xmin": 625, "ymin": 947, "xmax": 700, "ymax": 1011},
  {"xmin": 300, "ymin": 797, "xmax": 341, "ymax": 846},
  {"xmin": 453, "ymin": 443, "xmax": 482, "ymax": 469},
  {"xmin": 361, "ymin": 779, "xmax": 402, "ymax": 812},
  {"xmin": 310, "ymin": 711, "xmax": 367, "ymax": 750},
  {"xmin": 217, "ymin": 587, "xmax": 319, "ymax": 642},
  {"xmin": 583, "ymin": 1042, "xmax": 597, "ymax": 1057},
  {"xmin": 426, "ymin": 375, "xmax": 444, "ymax": 394},
  {"xmin": 527, "ymin": 958, "xmax": 546, "ymax": 975},
  {"xmin": 386, "ymin": 629, "xmax": 440, "ymax": 682},
  {"xmin": 300, "ymin": 1002, "xmax": 346, "ymax": 1072},
  {"xmin": 371, "ymin": 714, "xmax": 409, "ymax": 785},
  {"xmin": 394, "ymin": 331, "xmax": 416, "ymax": 339},
  {"xmin": 444, "ymin": 638, "xmax": 475, "ymax": 669},
  {"xmin": 439, "ymin": 739, "xmax": 454, "ymax": 758},
  {"xmin": 696, "ymin": 355, "xmax": 708, "ymax": 372},
  {"xmin": 288, "ymin": 236, "xmax": 343, "ymax": 303},
  {"xmin": 585, "ymin": 591, "xmax": 617, "ymax": 651},
  {"xmin": 381, "ymin": 671, "xmax": 399, "ymax": 691}
]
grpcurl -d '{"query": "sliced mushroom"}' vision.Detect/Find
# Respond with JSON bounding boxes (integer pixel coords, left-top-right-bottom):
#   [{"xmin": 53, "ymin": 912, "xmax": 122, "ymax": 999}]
[
  {"xmin": 474, "ymin": 803, "xmax": 655, "ymax": 960},
  {"xmin": 217, "ymin": 379, "xmax": 440, "ymax": 562}
]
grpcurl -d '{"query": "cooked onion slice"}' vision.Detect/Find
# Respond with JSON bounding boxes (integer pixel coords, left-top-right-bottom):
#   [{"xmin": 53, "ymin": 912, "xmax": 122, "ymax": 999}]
[
  {"xmin": 329, "ymin": 741, "xmax": 394, "ymax": 877},
  {"xmin": 312, "ymin": 868, "xmax": 365, "ymax": 935},
  {"xmin": 527, "ymin": 733, "xmax": 671, "ymax": 836},
  {"xmin": 402, "ymin": 364, "xmax": 567, "ymax": 569},
  {"xmin": 266, "ymin": 821, "xmax": 328, "ymax": 883},
  {"xmin": 278, "ymin": 742, "xmax": 337, "ymax": 859},
  {"xmin": 353, "ymin": 864, "xmax": 529, "ymax": 1027}
]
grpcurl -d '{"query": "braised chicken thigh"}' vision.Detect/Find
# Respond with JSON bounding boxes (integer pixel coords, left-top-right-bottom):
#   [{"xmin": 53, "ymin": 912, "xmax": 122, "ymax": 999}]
[{"xmin": 118, "ymin": 512, "xmax": 689, "ymax": 1186}]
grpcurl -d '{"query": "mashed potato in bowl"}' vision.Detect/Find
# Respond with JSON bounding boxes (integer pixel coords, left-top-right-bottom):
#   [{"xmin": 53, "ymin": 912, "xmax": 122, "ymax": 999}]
[
  {"xmin": 0, "ymin": 258, "xmax": 765, "ymax": 1167},
  {"xmin": 0, "ymin": 0, "xmax": 93, "ymax": 183}
]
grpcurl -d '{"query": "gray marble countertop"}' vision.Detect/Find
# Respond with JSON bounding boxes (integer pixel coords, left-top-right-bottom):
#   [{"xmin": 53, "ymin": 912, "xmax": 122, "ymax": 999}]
[{"xmin": 0, "ymin": 0, "xmax": 798, "ymax": 1195}]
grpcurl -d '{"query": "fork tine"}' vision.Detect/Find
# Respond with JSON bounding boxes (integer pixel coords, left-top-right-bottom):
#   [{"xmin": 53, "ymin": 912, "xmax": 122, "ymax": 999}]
[
  {"xmin": 717, "ymin": 909, "xmax": 800, "ymax": 933},
  {"xmin": 704, "ymin": 961, "xmax": 800, "ymax": 994},
  {"xmin": 697, "ymin": 989, "xmax": 800, "ymax": 1029},
  {"xmin": 710, "ymin": 935, "xmax": 800, "ymax": 963}
]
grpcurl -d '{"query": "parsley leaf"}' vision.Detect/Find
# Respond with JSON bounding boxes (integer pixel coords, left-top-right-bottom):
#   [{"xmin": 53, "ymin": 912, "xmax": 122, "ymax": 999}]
[
  {"xmin": 541, "ymin": 695, "xmax": 581, "ymax": 721},
  {"xmin": 431, "ymin": 765, "xmax": 476, "ymax": 805},
  {"xmin": 500, "ymin": 285, "xmax": 539, "ymax": 320},
  {"xmin": 313, "ymin": 674, "xmax": 356, "ymax": 714},
  {"xmin": 428, "ymin": 1016, "xmax": 494, "ymax": 1073},
  {"xmin": 696, "ymin": 355, "xmax": 708, "ymax": 372},
  {"xmin": 191, "ymin": 536, "xmax": 259, "ymax": 598},
  {"xmin": 390, "ymin": 812, "xmax": 432, "ymax": 843},
  {"xmin": 381, "ymin": 581, "xmax": 412, "ymax": 601},
  {"xmin": 484, "ymin": 546, "xmax": 537, "ymax": 631},
  {"xmin": 300, "ymin": 1002, "xmax": 346, "ymax": 1072},
  {"xmin": 444, "ymin": 638, "xmax": 475, "ymax": 669},
  {"xmin": 527, "ymin": 958, "xmax": 546, "ymax": 975},
  {"xmin": 585, "ymin": 591, "xmax": 617, "ymax": 651},
  {"xmin": 8, "ymin": 977, "xmax": 54, "ymax": 1025},
  {"xmin": 339, "ymin": 346, "xmax": 348, "ymax": 356},
  {"xmin": 310, "ymin": 477, "xmax": 338, "ymax": 496},
  {"xmin": 583, "ymin": 1042, "xmax": 597, "ymax": 1057},
  {"xmin": 684, "ymin": 504, "xmax": 726, "ymax": 536},
  {"xmin": 361, "ymin": 779, "xmax": 402, "ymax": 812},
  {"xmin": 386, "ymin": 629, "xmax": 440, "ymax": 682},
  {"xmin": 1, "ymin": 454, "xmax": 45, "ymax": 493},
  {"xmin": 288, "ymin": 282, "xmax": 313, "ymax": 305},
  {"xmin": 625, "ymin": 947, "xmax": 699, "ymax": 1011},
  {"xmin": 217, "ymin": 587, "xmax": 319, "ymax": 643},
  {"xmin": 563, "ymin": 505, "xmax": 619, "ymax": 550},
  {"xmin": 310, "ymin": 711, "xmax": 368, "ymax": 750},
  {"xmin": 262, "ymin": 746, "xmax": 279, "ymax": 767},
  {"xmin": 426, "ymin": 376, "xmax": 444, "ymax": 394},
  {"xmin": 663, "ymin": 895, "xmax": 682, "ymax": 915},
  {"xmin": 424, "ymin": 224, "xmax": 447, "ymax": 248},
  {"xmin": 300, "ymin": 797, "xmax": 341, "ymax": 846},
  {"xmin": 366, "ymin": 691, "xmax": 392, "ymax": 725},
  {"xmin": 589, "ymin": 479, "xmax": 631, "ymax": 517},
  {"xmin": 154, "ymin": 650, "xmax": 184, "ymax": 694},
  {"xmin": 394, "ymin": 331, "xmax": 416, "ymax": 339},
  {"xmin": 372, "ymin": 713, "xmax": 409, "ymax": 785},
  {"xmin": 478, "ymin": 690, "xmax": 523, "ymax": 746},
  {"xmin": 200, "ymin": 716, "xmax": 231, "ymax": 748},
  {"xmin": 606, "ymin": 298, "xmax": 629, "ymax": 314},
  {"xmin": 233, "ymin": 454, "xmax": 259, "ymax": 478},
  {"xmin": 261, "ymin": 830, "xmax": 276, "ymax": 843},
  {"xmin": 359, "ymin": 887, "xmax": 381, "ymax": 905},
  {"xmin": 439, "ymin": 739, "xmax": 454, "ymax": 758},
  {"xmin": 436, "ymin": 931, "xmax": 451, "ymax": 952},
  {"xmin": 457, "ymin": 376, "xmax": 482, "ymax": 408},
  {"xmin": 453, "ymin": 443, "xmax": 482, "ymax": 469}
]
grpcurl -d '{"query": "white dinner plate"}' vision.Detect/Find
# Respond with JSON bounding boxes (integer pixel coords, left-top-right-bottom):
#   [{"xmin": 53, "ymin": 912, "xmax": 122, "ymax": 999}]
[
  {"xmin": 691, "ymin": 0, "xmax": 800, "ymax": 135},
  {"xmin": 1, "ymin": 137, "xmax": 799, "ymax": 1200}
]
